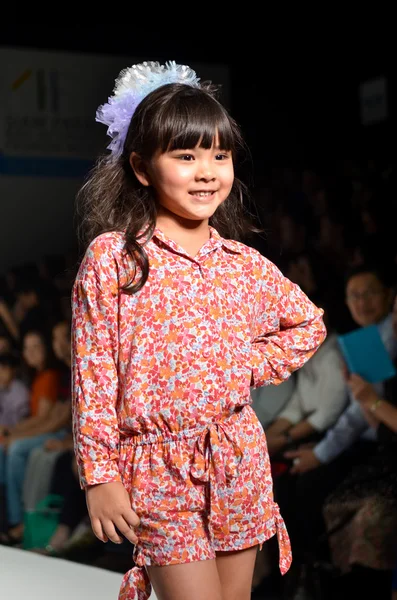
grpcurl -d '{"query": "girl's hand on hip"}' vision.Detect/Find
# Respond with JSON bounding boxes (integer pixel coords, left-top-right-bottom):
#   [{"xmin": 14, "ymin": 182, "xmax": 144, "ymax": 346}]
[{"xmin": 86, "ymin": 481, "xmax": 140, "ymax": 545}]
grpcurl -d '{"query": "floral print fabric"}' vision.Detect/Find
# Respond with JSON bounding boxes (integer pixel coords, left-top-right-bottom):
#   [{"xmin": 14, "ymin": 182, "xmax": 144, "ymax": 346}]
[{"xmin": 72, "ymin": 227, "xmax": 326, "ymax": 599}]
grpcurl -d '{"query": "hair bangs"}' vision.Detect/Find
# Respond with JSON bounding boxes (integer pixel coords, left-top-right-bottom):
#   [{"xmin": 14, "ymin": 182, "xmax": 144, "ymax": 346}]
[{"xmin": 155, "ymin": 91, "xmax": 237, "ymax": 154}]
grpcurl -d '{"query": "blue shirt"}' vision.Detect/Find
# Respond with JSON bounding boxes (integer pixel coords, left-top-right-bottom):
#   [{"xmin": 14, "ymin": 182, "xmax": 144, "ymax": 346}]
[{"xmin": 314, "ymin": 314, "xmax": 395, "ymax": 464}]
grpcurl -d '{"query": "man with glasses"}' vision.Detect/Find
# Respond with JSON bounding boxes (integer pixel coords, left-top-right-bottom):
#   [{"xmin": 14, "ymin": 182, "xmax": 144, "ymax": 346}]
[{"xmin": 280, "ymin": 265, "xmax": 395, "ymax": 570}]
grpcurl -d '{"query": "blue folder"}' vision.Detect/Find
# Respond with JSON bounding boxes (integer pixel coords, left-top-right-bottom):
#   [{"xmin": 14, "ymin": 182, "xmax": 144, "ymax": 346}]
[{"xmin": 337, "ymin": 324, "xmax": 396, "ymax": 383}]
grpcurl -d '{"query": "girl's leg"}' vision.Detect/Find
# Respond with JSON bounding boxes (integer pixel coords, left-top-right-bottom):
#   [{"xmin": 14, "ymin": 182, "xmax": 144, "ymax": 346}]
[
  {"xmin": 252, "ymin": 541, "xmax": 272, "ymax": 588},
  {"xmin": 147, "ymin": 558, "xmax": 223, "ymax": 600},
  {"xmin": 216, "ymin": 545, "xmax": 258, "ymax": 600}
]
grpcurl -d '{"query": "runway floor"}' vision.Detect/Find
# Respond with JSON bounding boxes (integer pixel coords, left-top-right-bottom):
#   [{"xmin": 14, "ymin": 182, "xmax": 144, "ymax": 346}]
[{"xmin": 0, "ymin": 545, "xmax": 158, "ymax": 600}]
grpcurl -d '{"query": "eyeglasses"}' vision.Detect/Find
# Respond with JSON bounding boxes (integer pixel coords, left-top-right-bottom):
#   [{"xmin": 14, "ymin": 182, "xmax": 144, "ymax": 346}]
[{"xmin": 346, "ymin": 289, "xmax": 384, "ymax": 303}]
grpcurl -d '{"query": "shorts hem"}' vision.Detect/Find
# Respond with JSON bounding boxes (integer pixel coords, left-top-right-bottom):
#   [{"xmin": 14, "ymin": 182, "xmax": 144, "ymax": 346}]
[
  {"xmin": 135, "ymin": 519, "xmax": 279, "ymax": 568},
  {"xmin": 212, "ymin": 521, "xmax": 277, "ymax": 553}
]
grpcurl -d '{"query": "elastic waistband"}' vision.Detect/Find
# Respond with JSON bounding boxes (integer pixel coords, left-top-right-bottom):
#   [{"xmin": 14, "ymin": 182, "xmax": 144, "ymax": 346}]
[{"xmin": 119, "ymin": 406, "xmax": 246, "ymax": 447}]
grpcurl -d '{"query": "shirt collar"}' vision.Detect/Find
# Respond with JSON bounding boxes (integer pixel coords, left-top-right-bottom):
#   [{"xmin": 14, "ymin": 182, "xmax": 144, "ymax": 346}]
[
  {"xmin": 152, "ymin": 226, "xmax": 242, "ymax": 256},
  {"xmin": 208, "ymin": 227, "xmax": 242, "ymax": 254}
]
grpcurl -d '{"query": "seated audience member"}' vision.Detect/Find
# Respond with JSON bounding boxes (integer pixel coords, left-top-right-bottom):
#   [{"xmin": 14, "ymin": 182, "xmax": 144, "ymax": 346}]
[
  {"xmin": 22, "ymin": 321, "xmax": 73, "ymax": 512},
  {"xmin": 0, "ymin": 353, "xmax": 30, "ymax": 430},
  {"xmin": 0, "ymin": 327, "xmax": 68, "ymax": 544},
  {"xmin": 251, "ymin": 377, "xmax": 296, "ymax": 430},
  {"xmin": 265, "ymin": 302, "xmax": 347, "ymax": 456},
  {"xmin": 323, "ymin": 295, "xmax": 397, "ymax": 600},
  {"xmin": 0, "ymin": 334, "xmax": 13, "ymax": 356},
  {"xmin": 277, "ymin": 266, "xmax": 395, "ymax": 568},
  {"xmin": 0, "ymin": 278, "xmax": 60, "ymax": 345},
  {"xmin": 34, "ymin": 442, "xmax": 88, "ymax": 557},
  {"xmin": 0, "ymin": 301, "xmax": 19, "ymax": 345}
]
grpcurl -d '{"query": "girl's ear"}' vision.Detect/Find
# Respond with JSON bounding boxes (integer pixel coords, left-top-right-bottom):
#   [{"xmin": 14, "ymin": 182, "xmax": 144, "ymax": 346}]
[{"xmin": 129, "ymin": 152, "xmax": 151, "ymax": 186}]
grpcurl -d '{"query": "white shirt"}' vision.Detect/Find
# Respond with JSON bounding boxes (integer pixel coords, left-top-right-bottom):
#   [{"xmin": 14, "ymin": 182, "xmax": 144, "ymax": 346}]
[
  {"xmin": 251, "ymin": 376, "xmax": 296, "ymax": 427},
  {"xmin": 314, "ymin": 313, "xmax": 395, "ymax": 463},
  {"xmin": 277, "ymin": 333, "xmax": 347, "ymax": 432}
]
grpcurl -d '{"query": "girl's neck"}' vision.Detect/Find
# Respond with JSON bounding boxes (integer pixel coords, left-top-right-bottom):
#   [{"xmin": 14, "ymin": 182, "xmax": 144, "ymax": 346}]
[
  {"xmin": 156, "ymin": 211, "xmax": 209, "ymax": 239},
  {"xmin": 156, "ymin": 210, "xmax": 210, "ymax": 258}
]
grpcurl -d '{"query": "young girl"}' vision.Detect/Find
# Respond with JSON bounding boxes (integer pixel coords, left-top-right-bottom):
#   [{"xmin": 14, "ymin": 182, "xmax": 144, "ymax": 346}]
[{"xmin": 72, "ymin": 61, "xmax": 326, "ymax": 600}]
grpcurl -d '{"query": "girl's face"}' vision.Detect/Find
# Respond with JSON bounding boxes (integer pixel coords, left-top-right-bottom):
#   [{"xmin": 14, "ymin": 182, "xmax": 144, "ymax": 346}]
[
  {"xmin": 132, "ymin": 138, "xmax": 234, "ymax": 223},
  {"xmin": 23, "ymin": 333, "xmax": 46, "ymax": 370}
]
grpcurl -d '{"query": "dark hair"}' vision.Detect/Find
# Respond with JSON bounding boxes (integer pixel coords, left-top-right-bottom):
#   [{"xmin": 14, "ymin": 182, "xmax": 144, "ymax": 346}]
[
  {"xmin": 14, "ymin": 277, "xmax": 43, "ymax": 299},
  {"xmin": 77, "ymin": 82, "xmax": 257, "ymax": 293},
  {"xmin": 0, "ymin": 352, "xmax": 20, "ymax": 369},
  {"xmin": 52, "ymin": 319, "xmax": 71, "ymax": 341},
  {"xmin": 345, "ymin": 264, "xmax": 393, "ymax": 289},
  {"xmin": 0, "ymin": 331, "xmax": 13, "ymax": 345},
  {"xmin": 23, "ymin": 329, "xmax": 57, "ymax": 371}
]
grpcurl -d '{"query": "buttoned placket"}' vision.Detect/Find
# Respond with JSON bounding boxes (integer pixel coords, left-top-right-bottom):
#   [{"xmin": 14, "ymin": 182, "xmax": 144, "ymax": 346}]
[{"xmin": 191, "ymin": 245, "xmax": 222, "ymax": 365}]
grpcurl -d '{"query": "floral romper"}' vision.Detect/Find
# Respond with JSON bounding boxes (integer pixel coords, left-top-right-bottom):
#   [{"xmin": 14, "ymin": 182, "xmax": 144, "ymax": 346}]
[{"xmin": 72, "ymin": 227, "xmax": 326, "ymax": 599}]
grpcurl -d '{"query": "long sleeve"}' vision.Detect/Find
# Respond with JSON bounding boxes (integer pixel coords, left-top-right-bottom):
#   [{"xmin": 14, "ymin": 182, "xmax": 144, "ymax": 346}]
[
  {"xmin": 72, "ymin": 236, "xmax": 122, "ymax": 488},
  {"xmin": 251, "ymin": 258, "xmax": 326, "ymax": 388},
  {"xmin": 313, "ymin": 401, "xmax": 373, "ymax": 464}
]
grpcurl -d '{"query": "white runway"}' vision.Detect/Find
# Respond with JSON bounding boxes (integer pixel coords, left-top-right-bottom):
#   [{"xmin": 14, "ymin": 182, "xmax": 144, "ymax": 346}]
[{"xmin": 0, "ymin": 546, "xmax": 158, "ymax": 599}]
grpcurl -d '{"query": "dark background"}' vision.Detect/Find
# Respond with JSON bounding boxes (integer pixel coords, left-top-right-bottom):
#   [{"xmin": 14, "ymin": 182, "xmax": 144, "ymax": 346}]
[{"xmin": 2, "ymin": 25, "xmax": 394, "ymax": 172}]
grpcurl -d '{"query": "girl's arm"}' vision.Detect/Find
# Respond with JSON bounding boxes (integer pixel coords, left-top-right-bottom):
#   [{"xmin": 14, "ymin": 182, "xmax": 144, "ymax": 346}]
[
  {"xmin": 251, "ymin": 257, "xmax": 326, "ymax": 388},
  {"xmin": 72, "ymin": 236, "xmax": 122, "ymax": 489},
  {"xmin": 72, "ymin": 235, "xmax": 139, "ymax": 547}
]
